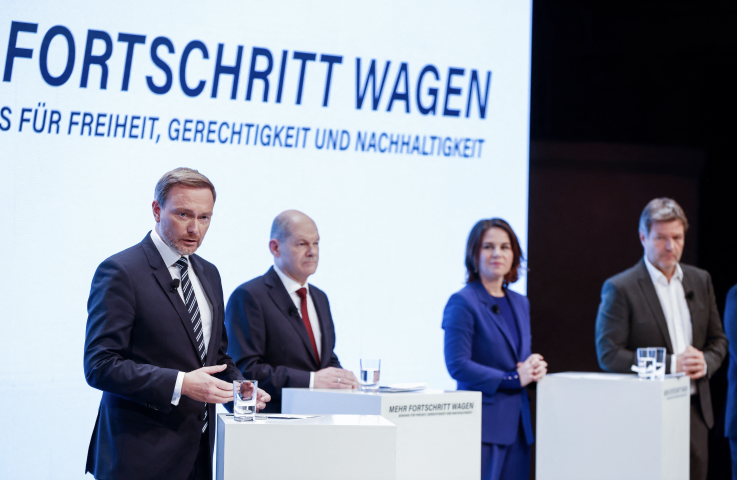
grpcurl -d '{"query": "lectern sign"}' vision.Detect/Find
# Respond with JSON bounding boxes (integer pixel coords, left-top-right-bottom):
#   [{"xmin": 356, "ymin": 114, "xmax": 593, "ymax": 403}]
[{"xmin": 385, "ymin": 400, "xmax": 476, "ymax": 418}]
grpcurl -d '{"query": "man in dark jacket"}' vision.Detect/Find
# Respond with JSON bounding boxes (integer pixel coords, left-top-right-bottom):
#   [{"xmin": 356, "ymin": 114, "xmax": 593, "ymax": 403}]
[
  {"xmin": 225, "ymin": 210, "xmax": 359, "ymax": 413},
  {"xmin": 595, "ymin": 198, "xmax": 727, "ymax": 480}
]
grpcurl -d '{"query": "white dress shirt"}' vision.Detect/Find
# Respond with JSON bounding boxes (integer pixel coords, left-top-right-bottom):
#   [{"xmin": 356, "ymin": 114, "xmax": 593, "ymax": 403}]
[
  {"xmin": 273, "ymin": 264, "xmax": 322, "ymax": 388},
  {"xmin": 150, "ymin": 229, "xmax": 213, "ymax": 405},
  {"xmin": 644, "ymin": 257, "xmax": 702, "ymax": 394}
]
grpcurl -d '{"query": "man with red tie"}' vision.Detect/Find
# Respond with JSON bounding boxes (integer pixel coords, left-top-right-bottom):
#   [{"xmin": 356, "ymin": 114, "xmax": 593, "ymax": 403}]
[{"xmin": 225, "ymin": 210, "xmax": 359, "ymax": 412}]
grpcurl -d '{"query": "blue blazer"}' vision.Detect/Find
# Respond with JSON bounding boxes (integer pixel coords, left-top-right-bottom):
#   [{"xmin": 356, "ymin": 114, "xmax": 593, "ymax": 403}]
[
  {"xmin": 725, "ymin": 285, "xmax": 737, "ymax": 437},
  {"xmin": 83, "ymin": 233, "xmax": 243, "ymax": 480},
  {"xmin": 442, "ymin": 281, "xmax": 534, "ymax": 446}
]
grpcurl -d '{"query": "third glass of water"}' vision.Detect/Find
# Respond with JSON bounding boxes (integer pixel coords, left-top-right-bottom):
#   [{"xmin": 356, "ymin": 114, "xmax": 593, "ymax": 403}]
[{"xmin": 360, "ymin": 358, "xmax": 381, "ymax": 392}]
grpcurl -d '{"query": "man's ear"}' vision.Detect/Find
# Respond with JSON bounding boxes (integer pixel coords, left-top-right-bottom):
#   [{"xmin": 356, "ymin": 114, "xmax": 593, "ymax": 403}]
[
  {"xmin": 152, "ymin": 200, "xmax": 161, "ymax": 222},
  {"xmin": 638, "ymin": 229, "xmax": 647, "ymax": 248},
  {"xmin": 269, "ymin": 239, "xmax": 280, "ymax": 257}
]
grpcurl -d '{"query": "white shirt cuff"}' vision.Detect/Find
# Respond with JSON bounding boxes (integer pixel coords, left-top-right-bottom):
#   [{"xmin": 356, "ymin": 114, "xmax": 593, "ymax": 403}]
[
  {"xmin": 309, "ymin": 371, "xmax": 315, "ymax": 389},
  {"xmin": 671, "ymin": 355, "xmax": 678, "ymax": 375},
  {"xmin": 171, "ymin": 371, "xmax": 185, "ymax": 405}
]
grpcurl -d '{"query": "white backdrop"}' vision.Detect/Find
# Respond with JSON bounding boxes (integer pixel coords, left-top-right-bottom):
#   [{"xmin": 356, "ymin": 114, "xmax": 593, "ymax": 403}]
[{"xmin": 0, "ymin": 1, "xmax": 531, "ymax": 478}]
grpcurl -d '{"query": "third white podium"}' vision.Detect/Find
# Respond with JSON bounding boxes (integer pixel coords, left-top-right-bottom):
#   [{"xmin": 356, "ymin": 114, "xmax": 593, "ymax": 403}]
[
  {"xmin": 283, "ymin": 388, "xmax": 481, "ymax": 480},
  {"xmin": 536, "ymin": 372, "xmax": 690, "ymax": 480}
]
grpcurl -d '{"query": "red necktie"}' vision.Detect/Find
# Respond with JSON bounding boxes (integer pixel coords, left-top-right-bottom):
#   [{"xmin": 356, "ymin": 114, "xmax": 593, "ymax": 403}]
[{"xmin": 296, "ymin": 288, "xmax": 320, "ymax": 363}]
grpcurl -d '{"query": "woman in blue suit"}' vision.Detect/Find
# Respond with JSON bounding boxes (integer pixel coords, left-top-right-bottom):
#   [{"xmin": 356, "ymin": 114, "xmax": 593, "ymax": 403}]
[{"xmin": 443, "ymin": 218, "xmax": 547, "ymax": 480}]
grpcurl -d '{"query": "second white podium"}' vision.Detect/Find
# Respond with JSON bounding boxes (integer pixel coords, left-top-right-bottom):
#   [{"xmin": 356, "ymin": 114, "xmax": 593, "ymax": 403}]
[
  {"xmin": 283, "ymin": 388, "xmax": 481, "ymax": 480},
  {"xmin": 536, "ymin": 372, "xmax": 690, "ymax": 480}
]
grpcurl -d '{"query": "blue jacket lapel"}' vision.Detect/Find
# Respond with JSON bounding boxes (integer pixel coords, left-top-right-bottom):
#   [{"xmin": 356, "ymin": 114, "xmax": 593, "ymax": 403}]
[
  {"xmin": 472, "ymin": 282, "xmax": 520, "ymax": 361},
  {"xmin": 506, "ymin": 292, "xmax": 528, "ymax": 359}
]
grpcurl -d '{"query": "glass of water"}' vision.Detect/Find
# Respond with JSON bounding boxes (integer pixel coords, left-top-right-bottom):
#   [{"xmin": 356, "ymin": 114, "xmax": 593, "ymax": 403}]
[
  {"xmin": 636, "ymin": 347, "xmax": 666, "ymax": 380},
  {"xmin": 233, "ymin": 380, "xmax": 258, "ymax": 422},
  {"xmin": 360, "ymin": 358, "xmax": 381, "ymax": 393}
]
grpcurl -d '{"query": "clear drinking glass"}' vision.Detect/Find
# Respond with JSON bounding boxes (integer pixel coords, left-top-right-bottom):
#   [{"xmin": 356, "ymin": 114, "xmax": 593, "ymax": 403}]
[
  {"xmin": 359, "ymin": 358, "xmax": 381, "ymax": 392},
  {"xmin": 233, "ymin": 380, "xmax": 258, "ymax": 422},
  {"xmin": 636, "ymin": 347, "xmax": 666, "ymax": 380}
]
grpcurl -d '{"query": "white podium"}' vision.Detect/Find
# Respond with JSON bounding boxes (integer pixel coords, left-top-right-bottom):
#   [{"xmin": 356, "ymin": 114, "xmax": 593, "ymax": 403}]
[
  {"xmin": 216, "ymin": 413, "xmax": 397, "ymax": 480},
  {"xmin": 283, "ymin": 389, "xmax": 481, "ymax": 480},
  {"xmin": 536, "ymin": 372, "xmax": 690, "ymax": 480}
]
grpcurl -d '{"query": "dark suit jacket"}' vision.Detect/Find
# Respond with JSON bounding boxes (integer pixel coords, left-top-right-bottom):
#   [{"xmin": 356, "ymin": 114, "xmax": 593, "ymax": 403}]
[
  {"xmin": 595, "ymin": 258, "xmax": 728, "ymax": 428},
  {"xmin": 225, "ymin": 267, "xmax": 342, "ymax": 413},
  {"xmin": 724, "ymin": 285, "xmax": 737, "ymax": 437},
  {"xmin": 442, "ymin": 281, "xmax": 534, "ymax": 446},
  {"xmin": 84, "ymin": 233, "xmax": 243, "ymax": 480}
]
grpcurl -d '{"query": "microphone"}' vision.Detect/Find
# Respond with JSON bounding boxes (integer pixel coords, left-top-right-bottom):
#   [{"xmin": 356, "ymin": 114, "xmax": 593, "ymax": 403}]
[
  {"xmin": 491, "ymin": 305, "xmax": 500, "ymax": 314},
  {"xmin": 170, "ymin": 279, "xmax": 180, "ymax": 293},
  {"xmin": 685, "ymin": 291, "xmax": 694, "ymax": 301},
  {"xmin": 288, "ymin": 305, "xmax": 299, "ymax": 317}
]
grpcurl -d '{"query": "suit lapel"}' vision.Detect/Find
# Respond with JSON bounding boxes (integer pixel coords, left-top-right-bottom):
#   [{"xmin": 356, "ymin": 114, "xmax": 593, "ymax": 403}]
[
  {"xmin": 506, "ymin": 293, "xmax": 526, "ymax": 359},
  {"xmin": 141, "ymin": 234, "xmax": 202, "ymax": 361},
  {"xmin": 310, "ymin": 288, "xmax": 330, "ymax": 368},
  {"xmin": 473, "ymin": 283, "xmax": 519, "ymax": 361},
  {"xmin": 681, "ymin": 270, "xmax": 701, "ymax": 347},
  {"xmin": 636, "ymin": 260, "xmax": 674, "ymax": 353},
  {"xmin": 264, "ymin": 267, "xmax": 319, "ymax": 366},
  {"xmin": 190, "ymin": 255, "xmax": 220, "ymax": 366}
]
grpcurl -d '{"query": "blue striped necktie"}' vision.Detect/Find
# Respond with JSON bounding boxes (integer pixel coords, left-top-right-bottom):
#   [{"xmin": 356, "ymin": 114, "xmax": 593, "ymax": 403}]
[{"xmin": 174, "ymin": 256, "xmax": 209, "ymax": 432}]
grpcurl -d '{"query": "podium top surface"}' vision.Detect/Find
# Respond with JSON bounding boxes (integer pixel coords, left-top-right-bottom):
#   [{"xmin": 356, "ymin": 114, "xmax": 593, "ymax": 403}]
[
  {"xmin": 218, "ymin": 413, "xmax": 395, "ymax": 427},
  {"xmin": 285, "ymin": 388, "xmax": 466, "ymax": 396},
  {"xmin": 547, "ymin": 372, "xmax": 687, "ymax": 383}
]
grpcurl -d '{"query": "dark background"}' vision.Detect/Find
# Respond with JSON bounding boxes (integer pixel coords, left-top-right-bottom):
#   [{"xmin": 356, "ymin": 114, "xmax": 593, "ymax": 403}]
[{"xmin": 526, "ymin": 1, "xmax": 737, "ymax": 478}]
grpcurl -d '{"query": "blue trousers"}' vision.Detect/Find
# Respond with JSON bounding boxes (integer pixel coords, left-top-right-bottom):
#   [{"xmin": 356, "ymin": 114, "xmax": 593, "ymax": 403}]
[
  {"xmin": 729, "ymin": 438, "xmax": 737, "ymax": 480},
  {"xmin": 481, "ymin": 424, "xmax": 531, "ymax": 480}
]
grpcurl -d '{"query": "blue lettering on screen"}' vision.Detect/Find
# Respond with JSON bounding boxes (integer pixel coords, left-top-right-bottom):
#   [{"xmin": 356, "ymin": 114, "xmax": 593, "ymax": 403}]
[
  {"xmin": 40, "ymin": 26, "xmax": 75, "ymax": 87},
  {"xmin": 2, "ymin": 20, "xmax": 493, "ymax": 119},
  {"xmin": 147, "ymin": 37, "xmax": 174, "ymax": 95},
  {"xmin": 118, "ymin": 33, "xmax": 146, "ymax": 91},
  {"xmin": 80, "ymin": 30, "xmax": 114, "ymax": 89},
  {"xmin": 179, "ymin": 40, "xmax": 209, "ymax": 97}
]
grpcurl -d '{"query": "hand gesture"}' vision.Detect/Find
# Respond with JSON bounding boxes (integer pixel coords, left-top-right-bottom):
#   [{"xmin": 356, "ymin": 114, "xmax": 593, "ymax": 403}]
[
  {"xmin": 181, "ymin": 364, "xmax": 234, "ymax": 404},
  {"xmin": 676, "ymin": 346, "xmax": 706, "ymax": 379},
  {"xmin": 313, "ymin": 367, "xmax": 360, "ymax": 389},
  {"xmin": 236, "ymin": 381, "xmax": 271, "ymax": 411},
  {"xmin": 516, "ymin": 353, "xmax": 548, "ymax": 387}
]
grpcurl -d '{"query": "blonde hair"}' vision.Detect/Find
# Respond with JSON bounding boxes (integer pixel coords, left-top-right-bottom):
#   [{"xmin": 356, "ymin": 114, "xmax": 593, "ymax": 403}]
[
  {"xmin": 639, "ymin": 198, "xmax": 689, "ymax": 234},
  {"xmin": 154, "ymin": 168, "xmax": 216, "ymax": 206}
]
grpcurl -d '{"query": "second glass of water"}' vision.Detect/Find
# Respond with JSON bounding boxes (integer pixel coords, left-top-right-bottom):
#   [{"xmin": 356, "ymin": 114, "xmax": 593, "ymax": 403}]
[
  {"xmin": 636, "ymin": 347, "xmax": 666, "ymax": 380},
  {"xmin": 233, "ymin": 379, "xmax": 258, "ymax": 422},
  {"xmin": 360, "ymin": 358, "xmax": 381, "ymax": 392}
]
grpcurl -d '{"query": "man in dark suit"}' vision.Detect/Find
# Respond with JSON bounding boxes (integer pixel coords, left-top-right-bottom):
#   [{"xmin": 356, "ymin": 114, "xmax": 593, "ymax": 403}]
[
  {"xmin": 225, "ymin": 210, "xmax": 359, "ymax": 413},
  {"xmin": 595, "ymin": 198, "xmax": 727, "ymax": 480},
  {"xmin": 84, "ymin": 168, "xmax": 269, "ymax": 480}
]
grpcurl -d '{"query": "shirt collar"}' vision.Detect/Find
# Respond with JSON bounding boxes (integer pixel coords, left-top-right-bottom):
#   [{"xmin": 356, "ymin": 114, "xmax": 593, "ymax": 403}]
[
  {"xmin": 644, "ymin": 256, "xmax": 683, "ymax": 285},
  {"xmin": 150, "ymin": 228, "xmax": 187, "ymax": 268},
  {"xmin": 273, "ymin": 264, "xmax": 308, "ymax": 295}
]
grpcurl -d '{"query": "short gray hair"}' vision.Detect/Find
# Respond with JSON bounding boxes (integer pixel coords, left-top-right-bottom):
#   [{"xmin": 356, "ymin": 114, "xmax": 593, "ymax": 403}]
[
  {"xmin": 639, "ymin": 198, "xmax": 689, "ymax": 234},
  {"xmin": 270, "ymin": 214, "xmax": 291, "ymax": 242},
  {"xmin": 154, "ymin": 168, "xmax": 216, "ymax": 207}
]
